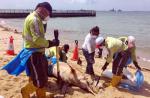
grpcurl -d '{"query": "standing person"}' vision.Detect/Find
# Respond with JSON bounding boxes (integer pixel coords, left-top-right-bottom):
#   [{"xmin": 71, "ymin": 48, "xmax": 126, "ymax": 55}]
[
  {"xmin": 96, "ymin": 36, "xmax": 141, "ymax": 87},
  {"xmin": 82, "ymin": 26, "xmax": 100, "ymax": 75},
  {"xmin": 21, "ymin": 2, "xmax": 59, "ymax": 98}
]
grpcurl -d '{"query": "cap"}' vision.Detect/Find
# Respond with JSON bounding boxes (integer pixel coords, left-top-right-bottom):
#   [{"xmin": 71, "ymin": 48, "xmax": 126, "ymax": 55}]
[
  {"xmin": 96, "ymin": 36, "xmax": 104, "ymax": 45},
  {"xmin": 128, "ymin": 36, "xmax": 135, "ymax": 43},
  {"xmin": 35, "ymin": 2, "xmax": 52, "ymax": 16}
]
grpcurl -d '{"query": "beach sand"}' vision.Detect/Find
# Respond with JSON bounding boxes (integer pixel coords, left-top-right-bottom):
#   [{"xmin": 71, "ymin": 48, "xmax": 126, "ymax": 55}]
[{"xmin": 0, "ymin": 26, "xmax": 150, "ymax": 98}]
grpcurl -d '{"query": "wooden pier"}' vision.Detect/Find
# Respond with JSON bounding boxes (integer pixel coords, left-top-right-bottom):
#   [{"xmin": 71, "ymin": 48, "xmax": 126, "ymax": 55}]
[{"xmin": 0, "ymin": 9, "xmax": 96, "ymax": 18}]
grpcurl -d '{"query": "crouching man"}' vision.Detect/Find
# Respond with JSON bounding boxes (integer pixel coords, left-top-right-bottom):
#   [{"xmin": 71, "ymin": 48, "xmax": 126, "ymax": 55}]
[{"xmin": 96, "ymin": 36, "xmax": 141, "ymax": 87}]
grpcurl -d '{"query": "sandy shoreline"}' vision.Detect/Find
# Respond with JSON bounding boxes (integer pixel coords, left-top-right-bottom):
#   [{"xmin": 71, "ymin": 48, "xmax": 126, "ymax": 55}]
[{"xmin": 0, "ymin": 26, "xmax": 150, "ymax": 98}]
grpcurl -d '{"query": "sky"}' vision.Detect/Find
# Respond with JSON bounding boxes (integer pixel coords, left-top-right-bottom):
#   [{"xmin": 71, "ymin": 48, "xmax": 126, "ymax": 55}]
[{"xmin": 0, "ymin": 0, "xmax": 150, "ymax": 11}]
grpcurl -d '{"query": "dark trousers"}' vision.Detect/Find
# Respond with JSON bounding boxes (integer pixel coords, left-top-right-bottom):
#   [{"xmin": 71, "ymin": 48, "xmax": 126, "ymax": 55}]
[
  {"xmin": 112, "ymin": 50, "xmax": 130, "ymax": 75},
  {"xmin": 82, "ymin": 49, "xmax": 95, "ymax": 75},
  {"xmin": 27, "ymin": 52, "xmax": 48, "ymax": 88}
]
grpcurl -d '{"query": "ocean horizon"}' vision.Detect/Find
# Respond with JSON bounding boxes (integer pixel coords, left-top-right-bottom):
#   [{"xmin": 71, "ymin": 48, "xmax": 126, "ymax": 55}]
[{"xmin": 0, "ymin": 11, "xmax": 150, "ymax": 68}]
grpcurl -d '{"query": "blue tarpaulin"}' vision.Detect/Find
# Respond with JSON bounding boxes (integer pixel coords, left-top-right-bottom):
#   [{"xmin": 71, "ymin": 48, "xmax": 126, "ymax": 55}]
[
  {"xmin": 1, "ymin": 48, "xmax": 37, "ymax": 76},
  {"xmin": 119, "ymin": 70, "xmax": 144, "ymax": 91}
]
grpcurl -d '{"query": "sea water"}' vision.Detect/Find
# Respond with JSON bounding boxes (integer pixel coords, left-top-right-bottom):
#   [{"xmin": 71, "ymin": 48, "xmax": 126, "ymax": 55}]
[{"xmin": 1, "ymin": 11, "xmax": 150, "ymax": 68}]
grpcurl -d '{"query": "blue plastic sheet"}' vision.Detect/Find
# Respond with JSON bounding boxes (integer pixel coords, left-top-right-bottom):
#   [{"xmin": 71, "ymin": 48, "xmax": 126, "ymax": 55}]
[
  {"xmin": 47, "ymin": 56, "xmax": 57, "ymax": 65},
  {"xmin": 119, "ymin": 70, "xmax": 144, "ymax": 91},
  {"xmin": 1, "ymin": 48, "xmax": 37, "ymax": 76}
]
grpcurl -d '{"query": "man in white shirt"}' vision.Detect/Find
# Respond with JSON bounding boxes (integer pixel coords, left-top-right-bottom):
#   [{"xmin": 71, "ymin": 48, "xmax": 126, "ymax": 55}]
[{"xmin": 82, "ymin": 26, "xmax": 100, "ymax": 75}]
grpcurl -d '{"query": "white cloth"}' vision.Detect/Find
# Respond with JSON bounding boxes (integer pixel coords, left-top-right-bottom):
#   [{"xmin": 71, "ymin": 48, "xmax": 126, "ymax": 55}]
[
  {"xmin": 82, "ymin": 33, "xmax": 97, "ymax": 54},
  {"xmin": 102, "ymin": 68, "xmax": 136, "ymax": 86},
  {"xmin": 102, "ymin": 68, "xmax": 134, "ymax": 81}
]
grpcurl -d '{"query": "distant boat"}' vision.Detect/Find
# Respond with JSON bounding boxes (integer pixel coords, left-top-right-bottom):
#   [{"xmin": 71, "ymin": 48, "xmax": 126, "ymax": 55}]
[
  {"xmin": 109, "ymin": 8, "xmax": 116, "ymax": 12},
  {"xmin": 109, "ymin": 8, "xmax": 122, "ymax": 12},
  {"xmin": 117, "ymin": 9, "xmax": 122, "ymax": 12}
]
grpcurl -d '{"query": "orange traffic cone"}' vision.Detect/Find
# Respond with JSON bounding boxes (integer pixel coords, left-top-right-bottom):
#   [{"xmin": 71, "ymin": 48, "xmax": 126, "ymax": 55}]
[
  {"xmin": 6, "ymin": 36, "xmax": 15, "ymax": 55},
  {"xmin": 71, "ymin": 40, "xmax": 79, "ymax": 61}
]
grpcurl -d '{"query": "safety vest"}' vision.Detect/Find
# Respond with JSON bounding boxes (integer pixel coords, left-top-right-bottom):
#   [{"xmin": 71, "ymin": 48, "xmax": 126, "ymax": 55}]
[
  {"xmin": 105, "ymin": 37, "xmax": 128, "ymax": 63},
  {"xmin": 46, "ymin": 47, "xmax": 60, "ymax": 58},
  {"xmin": 22, "ymin": 11, "xmax": 49, "ymax": 53}
]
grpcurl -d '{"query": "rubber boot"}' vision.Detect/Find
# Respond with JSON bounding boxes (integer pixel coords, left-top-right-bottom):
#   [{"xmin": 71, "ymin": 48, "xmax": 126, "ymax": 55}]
[
  {"xmin": 110, "ymin": 75, "xmax": 122, "ymax": 87},
  {"xmin": 21, "ymin": 82, "xmax": 37, "ymax": 98},
  {"xmin": 36, "ymin": 88, "xmax": 46, "ymax": 98}
]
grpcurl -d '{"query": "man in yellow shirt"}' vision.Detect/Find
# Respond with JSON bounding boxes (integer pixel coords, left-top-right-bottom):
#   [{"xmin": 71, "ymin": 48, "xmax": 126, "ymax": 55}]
[
  {"xmin": 96, "ymin": 36, "xmax": 141, "ymax": 87},
  {"xmin": 21, "ymin": 2, "xmax": 59, "ymax": 98}
]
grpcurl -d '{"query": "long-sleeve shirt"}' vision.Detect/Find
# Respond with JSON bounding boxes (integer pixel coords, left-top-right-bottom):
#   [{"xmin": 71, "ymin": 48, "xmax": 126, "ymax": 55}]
[
  {"xmin": 118, "ymin": 37, "xmax": 137, "ymax": 62},
  {"xmin": 22, "ymin": 11, "xmax": 49, "ymax": 53},
  {"xmin": 105, "ymin": 37, "xmax": 128, "ymax": 63},
  {"xmin": 82, "ymin": 33, "xmax": 97, "ymax": 54}
]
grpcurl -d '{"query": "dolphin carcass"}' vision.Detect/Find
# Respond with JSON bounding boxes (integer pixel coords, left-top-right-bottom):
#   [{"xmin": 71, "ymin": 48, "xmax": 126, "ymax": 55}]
[{"xmin": 48, "ymin": 62, "xmax": 102, "ymax": 94}]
